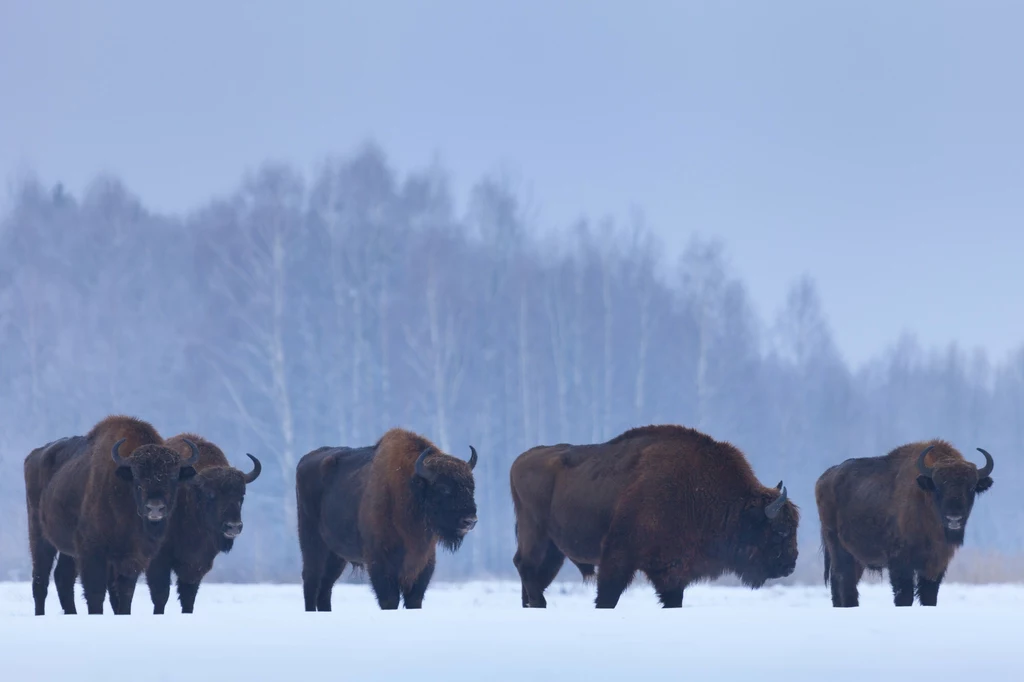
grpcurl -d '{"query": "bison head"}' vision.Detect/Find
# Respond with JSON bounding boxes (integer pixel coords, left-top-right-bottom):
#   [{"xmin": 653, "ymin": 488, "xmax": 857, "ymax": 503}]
[
  {"xmin": 735, "ymin": 481, "xmax": 800, "ymax": 588},
  {"xmin": 112, "ymin": 438, "xmax": 199, "ymax": 536},
  {"xmin": 410, "ymin": 445, "xmax": 479, "ymax": 551},
  {"xmin": 916, "ymin": 444, "xmax": 994, "ymax": 545},
  {"xmin": 190, "ymin": 454, "xmax": 262, "ymax": 552}
]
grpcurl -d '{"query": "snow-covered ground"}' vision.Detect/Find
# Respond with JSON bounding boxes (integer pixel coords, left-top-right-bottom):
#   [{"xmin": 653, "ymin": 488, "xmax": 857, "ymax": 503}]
[{"xmin": 2, "ymin": 579, "xmax": 1022, "ymax": 680}]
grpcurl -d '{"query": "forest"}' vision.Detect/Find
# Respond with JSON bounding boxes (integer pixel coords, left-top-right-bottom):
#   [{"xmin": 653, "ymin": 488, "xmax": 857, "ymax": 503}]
[{"xmin": 1, "ymin": 142, "xmax": 1022, "ymax": 584}]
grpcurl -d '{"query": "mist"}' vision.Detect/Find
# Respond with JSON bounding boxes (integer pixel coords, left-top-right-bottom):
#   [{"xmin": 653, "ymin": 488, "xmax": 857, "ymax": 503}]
[{"xmin": 1, "ymin": 2, "xmax": 1023, "ymax": 587}]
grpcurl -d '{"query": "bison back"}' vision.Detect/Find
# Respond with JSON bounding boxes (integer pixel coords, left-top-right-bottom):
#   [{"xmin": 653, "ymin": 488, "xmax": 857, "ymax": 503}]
[{"xmin": 165, "ymin": 433, "xmax": 229, "ymax": 472}]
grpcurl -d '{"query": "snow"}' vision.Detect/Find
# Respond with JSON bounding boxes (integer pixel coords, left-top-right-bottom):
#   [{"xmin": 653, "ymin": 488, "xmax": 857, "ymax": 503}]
[{"xmin": 2, "ymin": 579, "xmax": 1022, "ymax": 680}]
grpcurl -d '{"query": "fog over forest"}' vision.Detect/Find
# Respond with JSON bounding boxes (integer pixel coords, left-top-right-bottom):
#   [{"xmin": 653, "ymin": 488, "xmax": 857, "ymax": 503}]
[{"xmin": 1, "ymin": 143, "xmax": 1022, "ymax": 584}]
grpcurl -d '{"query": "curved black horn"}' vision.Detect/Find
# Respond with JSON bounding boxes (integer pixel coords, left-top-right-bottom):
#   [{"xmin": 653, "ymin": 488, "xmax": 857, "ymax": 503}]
[
  {"xmin": 916, "ymin": 445, "xmax": 936, "ymax": 478},
  {"xmin": 415, "ymin": 447, "xmax": 436, "ymax": 482},
  {"xmin": 111, "ymin": 438, "xmax": 130, "ymax": 467},
  {"xmin": 181, "ymin": 439, "xmax": 201, "ymax": 467},
  {"xmin": 765, "ymin": 485, "xmax": 787, "ymax": 520},
  {"xmin": 467, "ymin": 445, "xmax": 478, "ymax": 470},
  {"xmin": 975, "ymin": 448, "xmax": 994, "ymax": 478},
  {"xmin": 242, "ymin": 453, "xmax": 262, "ymax": 484}
]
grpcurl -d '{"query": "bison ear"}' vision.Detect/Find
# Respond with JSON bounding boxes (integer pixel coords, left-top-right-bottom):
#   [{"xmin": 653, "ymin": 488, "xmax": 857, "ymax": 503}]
[
  {"xmin": 976, "ymin": 476, "xmax": 993, "ymax": 494},
  {"xmin": 115, "ymin": 467, "xmax": 134, "ymax": 482},
  {"xmin": 179, "ymin": 466, "xmax": 197, "ymax": 481},
  {"xmin": 916, "ymin": 475, "xmax": 935, "ymax": 492}
]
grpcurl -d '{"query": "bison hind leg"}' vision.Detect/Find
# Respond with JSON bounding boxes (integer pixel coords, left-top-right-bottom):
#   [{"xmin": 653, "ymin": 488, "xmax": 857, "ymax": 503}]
[
  {"xmin": 53, "ymin": 553, "xmax": 78, "ymax": 615},
  {"xmin": 316, "ymin": 553, "xmax": 347, "ymax": 612},
  {"xmin": 514, "ymin": 540, "xmax": 565, "ymax": 608},
  {"xmin": 29, "ymin": 535, "xmax": 58, "ymax": 616},
  {"xmin": 823, "ymin": 531, "xmax": 863, "ymax": 608}
]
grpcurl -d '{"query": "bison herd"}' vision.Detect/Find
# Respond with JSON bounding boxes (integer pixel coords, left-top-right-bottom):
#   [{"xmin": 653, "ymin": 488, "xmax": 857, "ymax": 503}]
[{"xmin": 22, "ymin": 416, "xmax": 996, "ymax": 614}]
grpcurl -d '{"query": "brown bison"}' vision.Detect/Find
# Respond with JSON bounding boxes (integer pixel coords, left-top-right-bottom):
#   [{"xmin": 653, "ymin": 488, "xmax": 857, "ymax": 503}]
[
  {"xmin": 815, "ymin": 439, "xmax": 994, "ymax": 607},
  {"xmin": 23, "ymin": 415, "xmax": 198, "ymax": 615},
  {"xmin": 142, "ymin": 433, "xmax": 262, "ymax": 614},
  {"xmin": 295, "ymin": 427, "xmax": 479, "ymax": 611},
  {"xmin": 510, "ymin": 424, "xmax": 799, "ymax": 609}
]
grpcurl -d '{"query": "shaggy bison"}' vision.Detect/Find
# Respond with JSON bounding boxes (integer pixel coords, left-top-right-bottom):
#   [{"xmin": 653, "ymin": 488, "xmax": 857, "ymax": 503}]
[
  {"xmin": 510, "ymin": 424, "xmax": 799, "ymax": 609},
  {"xmin": 23, "ymin": 415, "xmax": 198, "ymax": 615},
  {"xmin": 815, "ymin": 439, "xmax": 994, "ymax": 607},
  {"xmin": 143, "ymin": 433, "xmax": 262, "ymax": 614},
  {"xmin": 295, "ymin": 428, "xmax": 479, "ymax": 610}
]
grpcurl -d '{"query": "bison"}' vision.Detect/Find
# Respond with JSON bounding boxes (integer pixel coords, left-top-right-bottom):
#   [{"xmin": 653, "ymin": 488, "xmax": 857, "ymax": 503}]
[
  {"xmin": 509, "ymin": 424, "xmax": 799, "ymax": 609},
  {"xmin": 142, "ymin": 433, "xmax": 262, "ymax": 614},
  {"xmin": 23, "ymin": 415, "xmax": 198, "ymax": 615},
  {"xmin": 295, "ymin": 427, "xmax": 479, "ymax": 611},
  {"xmin": 815, "ymin": 439, "xmax": 994, "ymax": 607}
]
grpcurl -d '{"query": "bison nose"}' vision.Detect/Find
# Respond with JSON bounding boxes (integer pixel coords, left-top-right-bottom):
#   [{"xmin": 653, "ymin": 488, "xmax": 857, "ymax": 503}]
[
  {"xmin": 145, "ymin": 501, "xmax": 166, "ymax": 521},
  {"xmin": 945, "ymin": 515, "xmax": 964, "ymax": 530},
  {"xmin": 458, "ymin": 516, "xmax": 478, "ymax": 533},
  {"xmin": 222, "ymin": 521, "xmax": 243, "ymax": 538}
]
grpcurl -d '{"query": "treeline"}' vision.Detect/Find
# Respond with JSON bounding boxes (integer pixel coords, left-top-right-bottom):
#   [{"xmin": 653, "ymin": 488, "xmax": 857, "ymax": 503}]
[{"xmin": 1, "ymin": 142, "xmax": 1021, "ymax": 584}]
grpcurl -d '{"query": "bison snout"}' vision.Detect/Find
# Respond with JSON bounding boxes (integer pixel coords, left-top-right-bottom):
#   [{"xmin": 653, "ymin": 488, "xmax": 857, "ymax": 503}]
[
  {"xmin": 222, "ymin": 521, "xmax": 243, "ymax": 538},
  {"xmin": 945, "ymin": 515, "xmax": 964, "ymax": 530},
  {"xmin": 145, "ymin": 501, "xmax": 167, "ymax": 521},
  {"xmin": 457, "ymin": 516, "xmax": 478, "ymax": 535}
]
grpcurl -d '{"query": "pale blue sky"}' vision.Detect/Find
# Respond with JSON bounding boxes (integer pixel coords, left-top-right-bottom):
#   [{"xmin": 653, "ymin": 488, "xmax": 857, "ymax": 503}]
[{"xmin": 2, "ymin": 0, "xmax": 1022, "ymax": 366}]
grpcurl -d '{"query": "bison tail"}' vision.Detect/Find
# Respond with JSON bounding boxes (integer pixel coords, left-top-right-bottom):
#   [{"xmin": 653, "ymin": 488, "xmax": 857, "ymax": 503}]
[{"xmin": 821, "ymin": 540, "xmax": 831, "ymax": 587}]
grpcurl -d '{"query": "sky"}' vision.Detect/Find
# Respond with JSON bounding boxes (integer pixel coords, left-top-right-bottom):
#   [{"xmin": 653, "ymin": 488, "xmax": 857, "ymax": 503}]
[{"xmin": 2, "ymin": 0, "xmax": 1022, "ymax": 367}]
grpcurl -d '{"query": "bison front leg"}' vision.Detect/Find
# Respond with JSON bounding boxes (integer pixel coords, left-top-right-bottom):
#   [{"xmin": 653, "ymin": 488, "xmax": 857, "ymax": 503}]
[
  {"xmin": 111, "ymin": 571, "xmax": 140, "ymax": 615},
  {"xmin": 145, "ymin": 552, "xmax": 173, "ymax": 614},
  {"xmin": 177, "ymin": 579, "xmax": 201, "ymax": 613},
  {"xmin": 78, "ymin": 553, "xmax": 107, "ymax": 615},
  {"xmin": 888, "ymin": 563, "xmax": 915, "ymax": 607},
  {"xmin": 644, "ymin": 568, "xmax": 685, "ymax": 609},
  {"xmin": 916, "ymin": 570, "xmax": 945, "ymax": 606},
  {"xmin": 53, "ymin": 553, "xmax": 78, "ymax": 615},
  {"xmin": 367, "ymin": 552, "xmax": 403, "ymax": 610},
  {"xmin": 401, "ymin": 556, "xmax": 436, "ymax": 609}
]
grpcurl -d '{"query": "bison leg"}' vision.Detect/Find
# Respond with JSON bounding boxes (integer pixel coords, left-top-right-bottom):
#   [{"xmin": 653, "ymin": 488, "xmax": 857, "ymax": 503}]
[
  {"xmin": 29, "ymin": 534, "xmax": 58, "ymax": 616},
  {"xmin": 106, "ymin": 565, "xmax": 121, "ymax": 615},
  {"xmin": 513, "ymin": 539, "xmax": 565, "ymax": 608},
  {"xmin": 595, "ymin": 548, "xmax": 635, "ymax": 609},
  {"xmin": 644, "ymin": 569, "xmax": 685, "ymax": 609},
  {"xmin": 177, "ymin": 579, "xmax": 201, "ymax": 613},
  {"xmin": 110, "ymin": 571, "xmax": 140, "ymax": 615},
  {"xmin": 298, "ymin": 510, "xmax": 330, "ymax": 612},
  {"xmin": 888, "ymin": 563, "xmax": 915, "ymax": 607},
  {"xmin": 53, "ymin": 553, "xmax": 78, "ymax": 615},
  {"xmin": 145, "ymin": 552, "xmax": 173, "ymax": 614},
  {"xmin": 824, "ymin": 532, "xmax": 863, "ymax": 607},
  {"xmin": 79, "ymin": 553, "xmax": 107, "ymax": 615},
  {"xmin": 316, "ymin": 553, "xmax": 347, "ymax": 612},
  {"xmin": 916, "ymin": 570, "xmax": 945, "ymax": 606},
  {"xmin": 401, "ymin": 555, "xmax": 436, "ymax": 609},
  {"xmin": 367, "ymin": 555, "xmax": 403, "ymax": 610}
]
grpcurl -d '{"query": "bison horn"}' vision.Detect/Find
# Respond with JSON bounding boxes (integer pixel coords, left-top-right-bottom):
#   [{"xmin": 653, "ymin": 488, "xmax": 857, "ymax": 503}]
[
  {"xmin": 467, "ymin": 445, "xmax": 478, "ymax": 470},
  {"xmin": 415, "ymin": 447, "xmax": 437, "ymax": 482},
  {"xmin": 975, "ymin": 448, "xmax": 994, "ymax": 478},
  {"xmin": 181, "ymin": 439, "xmax": 201, "ymax": 467},
  {"xmin": 243, "ymin": 453, "xmax": 262, "ymax": 484},
  {"xmin": 111, "ymin": 438, "xmax": 130, "ymax": 467},
  {"xmin": 765, "ymin": 484, "xmax": 787, "ymax": 520},
  {"xmin": 916, "ymin": 445, "xmax": 936, "ymax": 478}
]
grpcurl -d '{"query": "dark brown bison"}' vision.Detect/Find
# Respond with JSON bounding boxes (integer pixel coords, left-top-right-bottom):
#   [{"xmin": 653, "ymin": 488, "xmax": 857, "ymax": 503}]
[
  {"xmin": 510, "ymin": 424, "xmax": 799, "ymax": 609},
  {"xmin": 23, "ymin": 415, "xmax": 198, "ymax": 615},
  {"xmin": 295, "ymin": 427, "xmax": 479, "ymax": 611},
  {"xmin": 815, "ymin": 439, "xmax": 994, "ymax": 607},
  {"xmin": 142, "ymin": 433, "xmax": 262, "ymax": 614}
]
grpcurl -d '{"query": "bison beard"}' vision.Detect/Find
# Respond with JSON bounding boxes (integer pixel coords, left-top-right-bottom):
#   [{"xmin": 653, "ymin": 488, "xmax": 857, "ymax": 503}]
[
  {"xmin": 144, "ymin": 433, "xmax": 262, "ymax": 614},
  {"xmin": 296, "ymin": 428, "xmax": 479, "ymax": 611},
  {"xmin": 509, "ymin": 424, "xmax": 799, "ymax": 609},
  {"xmin": 815, "ymin": 439, "xmax": 994, "ymax": 608},
  {"xmin": 24, "ymin": 415, "xmax": 198, "ymax": 615}
]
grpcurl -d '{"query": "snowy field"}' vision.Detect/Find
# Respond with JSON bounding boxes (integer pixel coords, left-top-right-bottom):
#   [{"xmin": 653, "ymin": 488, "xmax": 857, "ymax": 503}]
[{"xmin": 2, "ymin": 579, "xmax": 1022, "ymax": 680}]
